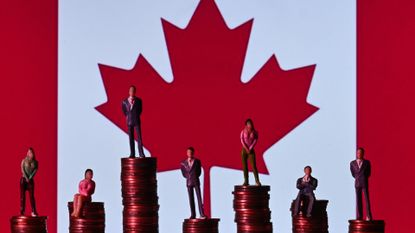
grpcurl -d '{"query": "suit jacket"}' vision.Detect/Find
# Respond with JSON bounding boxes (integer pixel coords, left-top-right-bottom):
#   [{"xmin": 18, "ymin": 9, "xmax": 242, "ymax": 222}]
[
  {"xmin": 350, "ymin": 159, "xmax": 371, "ymax": 188},
  {"xmin": 296, "ymin": 176, "xmax": 318, "ymax": 195},
  {"xmin": 181, "ymin": 158, "xmax": 202, "ymax": 187},
  {"xmin": 122, "ymin": 96, "xmax": 142, "ymax": 126}
]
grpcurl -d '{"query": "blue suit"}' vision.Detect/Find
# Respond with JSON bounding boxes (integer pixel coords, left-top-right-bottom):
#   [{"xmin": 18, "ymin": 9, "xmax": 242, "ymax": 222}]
[
  {"xmin": 181, "ymin": 158, "xmax": 205, "ymax": 218},
  {"xmin": 122, "ymin": 96, "xmax": 144, "ymax": 157},
  {"xmin": 350, "ymin": 159, "xmax": 372, "ymax": 219},
  {"xmin": 293, "ymin": 176, "xmax": 318, "ymax": 217}
]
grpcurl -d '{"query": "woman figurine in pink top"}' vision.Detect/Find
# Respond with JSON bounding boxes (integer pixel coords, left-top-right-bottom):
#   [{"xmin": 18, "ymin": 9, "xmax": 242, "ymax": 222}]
[
  {"xmin": 71, "ymin": 169, "xmax": 96, "ymax": 218},
  {"xmin": 240, "ymin": 119, "xmax": 261, "ymax": 186}
]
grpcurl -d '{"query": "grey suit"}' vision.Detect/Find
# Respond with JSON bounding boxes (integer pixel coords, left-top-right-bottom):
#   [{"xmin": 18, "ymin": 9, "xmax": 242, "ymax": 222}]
[
  {"xmin": 350, "ymin": 159, "xmax": 372, "ymax": 220},
  {"xmin": 181, "ymin": 158, "xmax": 205, "ymax": 218},
  {"xmin": 293, "ymin": 176, "xmax": 318, "ymax": 217}
]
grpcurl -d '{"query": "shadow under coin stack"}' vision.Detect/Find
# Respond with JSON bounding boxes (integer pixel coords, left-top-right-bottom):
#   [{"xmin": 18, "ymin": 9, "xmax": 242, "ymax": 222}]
[
  {"xmin": 183, "ymin": 218, "xmax": 220, "ymax": 233},
  {"xmin": 121, "ymin": 157, "xmax": 159, "ymax": 233},
  {"xmin": 68, "ymin": 202, "xmax": 105, "ymax": 233},
  {"xmin": 10, "ymin": 216, "xmax": 48, "ymax": 233},
  {"xmin": 348, "ymin": 220, "xmax": 385, "ymax": 233},
  {"xmin": 290, "ymin": 200, "xmax": 329, "ymax": 233},
  {"xmin": 233, "ymin": 185, "xmax": 273, "ymax": 233}
]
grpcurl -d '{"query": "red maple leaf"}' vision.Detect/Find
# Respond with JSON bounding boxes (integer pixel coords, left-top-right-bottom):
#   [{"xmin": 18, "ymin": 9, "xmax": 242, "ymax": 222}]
[{"xmin": 96, "ymin": 0, "xmax": 318, "ymax": 216}]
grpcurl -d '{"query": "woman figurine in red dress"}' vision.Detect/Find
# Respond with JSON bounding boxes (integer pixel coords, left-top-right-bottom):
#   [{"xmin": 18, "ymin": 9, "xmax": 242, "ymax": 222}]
[{"xmin": 71, "ymin": 169, "xmax": 95, "ymax": 218}]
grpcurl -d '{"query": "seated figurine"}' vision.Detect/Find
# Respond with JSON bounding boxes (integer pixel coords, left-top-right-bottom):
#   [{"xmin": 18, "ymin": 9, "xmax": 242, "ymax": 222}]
[
  {"xmin": 293, "ymin": 166, "xmax": 318, "ymax": 218},
  {"xmin": 71, "ymin": 169, "xmax": 95, "ymax": 218}
]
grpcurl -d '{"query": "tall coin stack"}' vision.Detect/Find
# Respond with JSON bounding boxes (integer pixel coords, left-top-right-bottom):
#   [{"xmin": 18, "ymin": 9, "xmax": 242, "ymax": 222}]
[
  {"xmin": 121, "ymin": 157, "xmax": 159, "ymax": 233},
  {"xmin": 348, "ymin": 220, "xmax": 385, "ymax": 233},
  {"xmin": 290, "ymin": 200, "xmax": 329, "ymax": 233},
  {"xmin": 68, "ymin": 202, "xmax": 105, "ymax": 233},
  {"xmin": 183, "ymin": 218, "xmax": 220, "ymax": 233},
  {"xmin": 233, "ymin": 185, "xmax": 273, "ymax": 233},
  {"xmin": 10, "ymin": 216, "xmax": 48, "ymax": 233}
]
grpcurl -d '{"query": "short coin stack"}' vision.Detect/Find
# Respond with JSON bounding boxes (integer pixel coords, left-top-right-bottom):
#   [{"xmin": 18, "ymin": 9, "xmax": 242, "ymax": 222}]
[
  {"xmin": 10, "ymin": 216, "xmax": 48, "ymax": 233},
  {"xmin": 233, "ymin": 185, "xmax": 273, "ymax": 233},
  {"xmin": 348, "ymin": 220, "xmax": 385, "ymax": 233},
  {"xmin": 68, "ymin": 202, "xmax": 105, "ymax": 233},
  {"xmin": 290, "ymin": 200, "xmax": 329, "ymax": 233},
  {"xmin": 183, "ymin": 218, "xmax": 220, "ymax": 233},
  {"xmin": 121, "ymin": 157, "xmax": 159, "ymax": 233}
]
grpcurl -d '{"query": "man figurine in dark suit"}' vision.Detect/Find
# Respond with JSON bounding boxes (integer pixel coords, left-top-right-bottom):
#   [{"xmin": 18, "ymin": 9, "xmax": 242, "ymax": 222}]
[
  {"xmin": 293, "ymin": 166, "xmax": 318, "ymax": 218},
  {"xmin": 122, "ymin": 85, "xmax": 145, "ymax": 158},
  {"xmin": 350, "ymin": 147, "xmax": 372, "ymax": 220},
  {"xmin": 180, "ymin": 147, "xmax": 206, "ymax": 219}
]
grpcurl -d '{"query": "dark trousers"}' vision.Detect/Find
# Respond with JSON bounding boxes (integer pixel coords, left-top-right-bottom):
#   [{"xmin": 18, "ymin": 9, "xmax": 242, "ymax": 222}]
[
  {"xmin": 128, "ymin": 124, "xmax": 144, "ymax": 157},
  {"xmin": 356, "ymin": 186, "xmax": 372, "ymax": 219},
  {"xmin": 241, "ymin": 148, "xmax": 260, "ymax": 184},
  {"xmin": 187, "ymin": 185, "xmax": 205, "ymax": 218},
  {"xmin": 293, "ymin": 193, "xmax": 315, "ymax": 216},
  {"xmin": 20, "ymin": 177, "xmax": 37, "ymax": 214}
]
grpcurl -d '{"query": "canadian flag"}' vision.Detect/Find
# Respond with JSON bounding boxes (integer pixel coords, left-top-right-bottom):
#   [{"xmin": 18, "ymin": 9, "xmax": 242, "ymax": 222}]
[{"xmin": 1, "ymin": 0, "xmax": 414, "ymax": 233}]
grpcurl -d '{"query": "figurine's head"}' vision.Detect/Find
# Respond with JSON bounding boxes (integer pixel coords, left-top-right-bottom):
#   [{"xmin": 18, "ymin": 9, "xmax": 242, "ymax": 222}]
[
  {"xmin": 304, "ymin": 166, "xmax": 312, "ymax": 176},
  {"xmin": 85, "ymin": 169, "xmax": 93, "ymax": 180},
  {"xmin": 356, "ymin": 147, "xmax": 365, "ymax": 160},
  {"xmin": 245, "ymin": 118, "xmax": 254, "ymax": 131},
  {"xmin": 129, "ymin": 85, "xmax": 136, "ymax": 97},
  {"xmin": 186, "ymin": 147, "xmax": 195, "ymax": 159},
  {"xmin": 27, "ymin": 147, "xmax": 35, "ymax": 160}
]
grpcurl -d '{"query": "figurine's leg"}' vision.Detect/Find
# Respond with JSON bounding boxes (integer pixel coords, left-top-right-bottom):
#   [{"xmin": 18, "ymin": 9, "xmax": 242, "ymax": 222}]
[
  {"xmin": 241, "ymin": 149, "xmax": 249, "ymax": 185},
  {"xmin": 363, "ymin": 187, "xmax": 372, "ymax": 220},
  {"xmin": 20, "ymin": 177, "xmax": 26, "ymax": 215},
  {"xmin": 72, "ymin": 194, "xmax": 79, "ymax": 217},
  {"xmin": 77, "ymin": 196, "xmax": 86, "ymax": 218},
  {"xmin": 135, "ymin": 124, "xmax": 145, "ymax": 157},
  {"xmin": 305, "ymin": 193, "xmax": 315, "ymax": 217},
  {"xmin": 195, "ymin": 185, "xmax": 205, "ymax": 217},
  {"xmin": 28, "ymin": 179, "xmax": 37, "ymax": 215},
  {"xmin": 356, "ymin": 187, "xmax": 363, "ymax": 220},
  {"xmin": 187, "ymin": 186, "xmax": 196, "ymax": 218},
  {"xmin": 248, "ymin": 151, "xmax": 261, "ymax": 185},
  {"xmin": 293, "ymin": 193, "xmax": 301, "ymax": 216},
  {"xmin": 128, "ymin": 125, "xmax": 136, "ymax": 157}
]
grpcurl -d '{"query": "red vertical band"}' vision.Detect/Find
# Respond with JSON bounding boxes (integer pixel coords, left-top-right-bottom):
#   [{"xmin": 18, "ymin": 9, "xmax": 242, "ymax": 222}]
[{"xmin": 0, "ymin": 0, "xmax": 57, "ymax": 233}]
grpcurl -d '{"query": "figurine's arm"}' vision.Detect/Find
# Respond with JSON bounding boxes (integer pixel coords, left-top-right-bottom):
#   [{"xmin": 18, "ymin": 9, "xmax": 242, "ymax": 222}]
[
  {"xmin": 21, "ymin": 160, "xmax": 29, "ymax": 180},
  {"xmin": 248, "ymin": 136, "xmax": 257, "ymax": 151},
  {"xmin": 122, "ymin": 101, "xmax": 128, "ymax": 116},
  {"xmin": 350, "ymin": 162, "xmax": 355, "ymax": 178},
  {"xmin": 28, "ymin": 163, "xmax": 38, "ymax": 180},
  {"xmin": 180, "ymin": 163, "xmax": 187, "ymax": 178},
  {"xmin": 196, "ymin": 160, "xmax": 202, "ymax": 178},
  {"xmin": 296, "ymin": 178, "xmax": 304, "ymax": 190},
  {"xmin": 87, "ymin": 181, "xmax": 95, "ymax": 196},
  {"xmin": 240, "ymin": 131, "xmax": 249, "ymax": 151},
  {"xmin": 311, "ymin": 178, "xmax": 318, "ymax": 190}
]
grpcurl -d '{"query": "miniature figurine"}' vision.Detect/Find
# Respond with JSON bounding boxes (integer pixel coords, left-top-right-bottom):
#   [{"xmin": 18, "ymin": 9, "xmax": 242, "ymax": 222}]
[
  {"xmin": 20, "ymin": 147, "xmax": 38, "ymax": 216},
  {"xmin": 71, "ymin": 169, "xmax": 96, "ymax": 218},
  {"xmin": 293, "ymin": 166, "xmax": 318, "ymax": 218},
  {"xmin": 240, "ymin": 119, "xmax": 261, "ymax": 186},
  {"xmin": 350, "ymin": 147, "xmax": 372, "ymax": 221},
  {"xmin": 122, "ymin": 85, "xmax": 145, "ymax": 158},
  {"xmin": 180, "ymin": 147, "xmax": 206, "ymax": 219}
]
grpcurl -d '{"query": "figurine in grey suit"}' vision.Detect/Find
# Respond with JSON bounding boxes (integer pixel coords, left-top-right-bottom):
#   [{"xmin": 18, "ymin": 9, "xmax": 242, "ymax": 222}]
[
  {"xmin": 122, "ymin": 85, "xmax": 145, "ymax": 158},
  {"xmin": 350, "ymin": 147, "xmax": 372, "ymax": 220},
  {"xmin": 293, "ymin": 166, "xmax": 318, "ymax": 217},
  {"xmin": 180, "ymin": 147, "xmax": 206, "ymax": 219}
]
